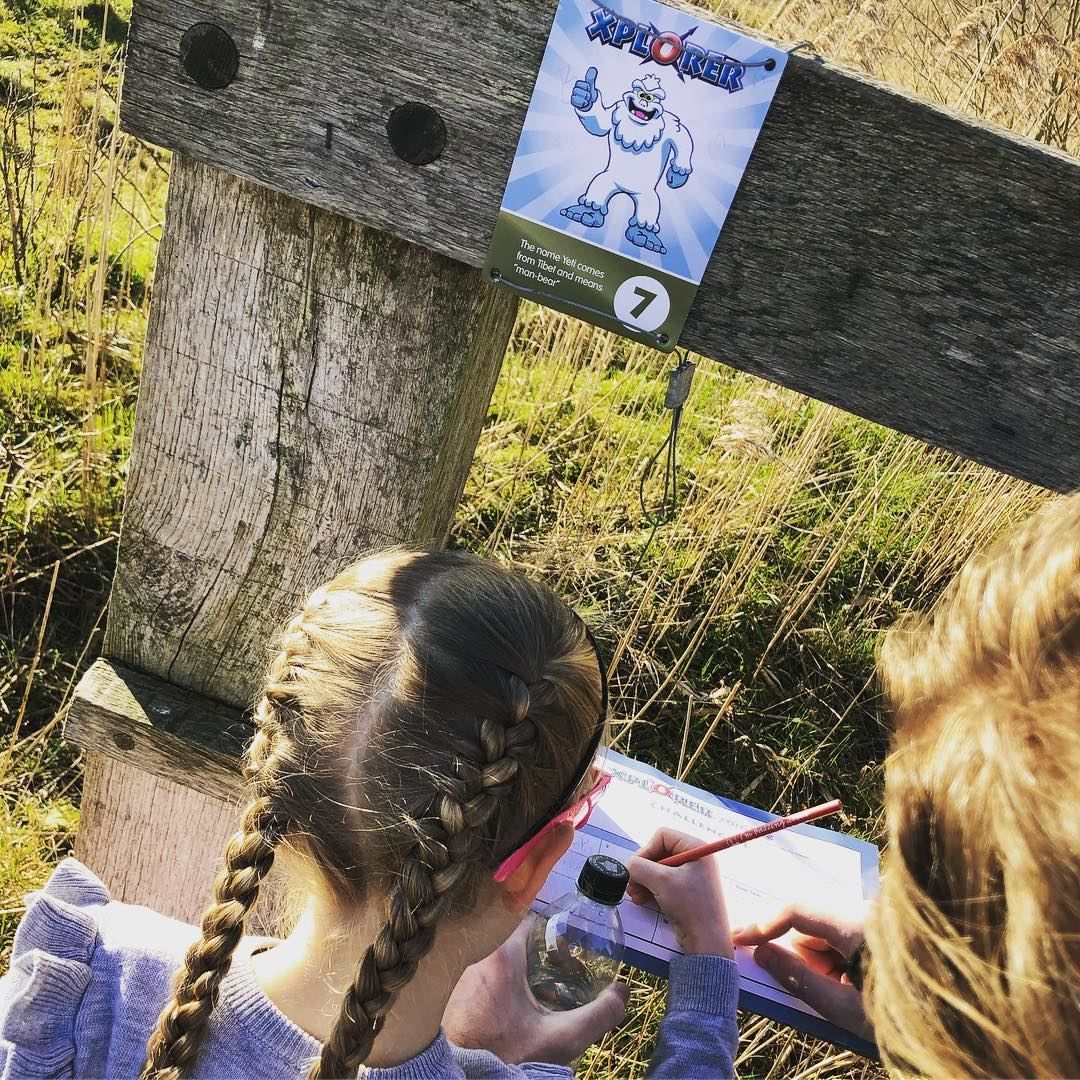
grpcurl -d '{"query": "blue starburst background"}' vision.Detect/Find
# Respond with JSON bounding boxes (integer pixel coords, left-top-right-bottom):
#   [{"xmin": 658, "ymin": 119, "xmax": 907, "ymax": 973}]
[{"xmin": 501, "ymin": 0, "xmax": 787, "ymax": 283}]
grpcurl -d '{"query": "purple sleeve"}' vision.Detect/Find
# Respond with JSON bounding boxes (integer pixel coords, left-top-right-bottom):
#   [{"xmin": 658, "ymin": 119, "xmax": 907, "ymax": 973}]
[
  {"xmin": 0, "ymin": 862, "xmax": 106, "ymax": 1079},
  {"xmin": 646, "ymin": 955, "xmax": 740, "ymax": 1079},
  {"xmin": 451, "ymin": 1044, "xmax": 573, "ymax": 1078}
]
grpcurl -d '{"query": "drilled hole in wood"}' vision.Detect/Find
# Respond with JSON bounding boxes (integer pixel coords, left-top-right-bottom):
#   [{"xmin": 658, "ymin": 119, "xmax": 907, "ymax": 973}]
[
  {"xmin": 179, "ymin": 22, "xmax": 239, "ymax": 90},
  {"xmin": 386, "ymin": 102, "xmax": 447, "ymax": 166}
]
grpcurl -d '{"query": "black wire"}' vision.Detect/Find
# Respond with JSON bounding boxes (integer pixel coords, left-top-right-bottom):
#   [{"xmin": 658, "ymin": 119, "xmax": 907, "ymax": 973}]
[
  {"xmin": 638, "ymin": 425, "xmax": 674, "ymax": 533},
  {"xmin": 668, "ymin": 405, "xmax": 682, "ymax": 512},
  {"xmin": 662, "ymin": 411, "xmax": 675, "ymax": 515},
  {"xmin": 616, "ymin": 350, "xmax": 692, "ymax": 613}
]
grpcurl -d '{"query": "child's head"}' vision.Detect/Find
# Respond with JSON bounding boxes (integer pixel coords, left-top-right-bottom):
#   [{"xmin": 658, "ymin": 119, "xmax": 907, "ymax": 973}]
[
  {"xmin": 867, "ymin": 494, "xmax": 1080, "ymax": 1077},
  {"xmin": 141, "ymin": 550, "xmax": 605, "ymax": 1080}
]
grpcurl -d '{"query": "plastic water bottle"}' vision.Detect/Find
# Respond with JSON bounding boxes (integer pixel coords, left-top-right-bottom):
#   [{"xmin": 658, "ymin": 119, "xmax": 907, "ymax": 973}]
[{"xmin": 526, "ymin": 854, "xmax": 628, "ymax": 1011}]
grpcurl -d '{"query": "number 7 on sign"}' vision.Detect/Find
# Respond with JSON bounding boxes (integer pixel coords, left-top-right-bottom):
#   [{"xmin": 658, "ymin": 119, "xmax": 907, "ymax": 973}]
[
  {"xmin": 614, "ymin": 275, "xmax": 672, "ymax": 333},
  {"xmin": 631, "ymin": 286, "xmax": 657, "ymax": 319}
]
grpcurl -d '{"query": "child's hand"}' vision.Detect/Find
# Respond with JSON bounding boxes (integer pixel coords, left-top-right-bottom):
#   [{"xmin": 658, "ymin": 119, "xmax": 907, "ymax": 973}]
[
  {"xmin": 444, "ymin": 914, "xmax": 628, "ymax": 1064},
  {"xmin": 627, "ymin": 829, "xmax": 733, "ymax": 958},
  {"xmin": 733, "ymin": 904, "xmax": 872, "ymax": 1041}
]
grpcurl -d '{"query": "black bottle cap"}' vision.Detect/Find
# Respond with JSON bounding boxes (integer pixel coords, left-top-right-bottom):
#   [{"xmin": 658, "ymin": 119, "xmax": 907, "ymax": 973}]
[{"xmin": 577, "ymin": 854, "xmax": 629, "ymax": 905}]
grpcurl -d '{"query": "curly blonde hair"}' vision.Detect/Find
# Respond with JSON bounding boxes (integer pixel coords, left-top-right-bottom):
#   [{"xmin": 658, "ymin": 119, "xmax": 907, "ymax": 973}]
[
  {"xmin": 867, "ymin": 493, "xmax": 1080, "ymax": 1077},
  {"xmin": 139, "ymin": 549, "xmax": 603, "ymax": 1079}
]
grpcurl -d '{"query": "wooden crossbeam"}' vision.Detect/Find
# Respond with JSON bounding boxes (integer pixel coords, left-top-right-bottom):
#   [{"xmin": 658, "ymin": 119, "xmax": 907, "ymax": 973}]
[
  {"xmin": 66, "ymin": 657, "xmax": 247, "ymax": 799},
  {"xmin": 121, "ymin": 0, "xmax": 1080, "ymax": 490},
  {"xmin": 65, "ymin": 659, "xmax": 306, "ymax": 926}
]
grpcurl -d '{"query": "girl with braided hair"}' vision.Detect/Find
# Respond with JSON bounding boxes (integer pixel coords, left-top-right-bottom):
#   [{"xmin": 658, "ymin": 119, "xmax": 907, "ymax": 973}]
[{"xmin": 1, "ymin": 550, "xmax": 739, "ymax": 1079}]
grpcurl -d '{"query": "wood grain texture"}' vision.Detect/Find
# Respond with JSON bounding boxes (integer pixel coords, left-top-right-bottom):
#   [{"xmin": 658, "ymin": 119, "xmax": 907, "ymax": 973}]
[
  {"xmin": 79, "ymin": 153, "xmax": 515, "ymax": 908},
  {"xmin": 77, "ymin": 751, "xmax": 289, "ymax": 929},
  {"xmin": 119, "ymin": 0, "xmax": 1080, "ymax": 490},
  {"xmin": 66, "ymin": 657, "xmax": 247, "ymax": 799},
  {"xmin": 103, "ymin": 155, "xmax": 519, "ymax": 707}
]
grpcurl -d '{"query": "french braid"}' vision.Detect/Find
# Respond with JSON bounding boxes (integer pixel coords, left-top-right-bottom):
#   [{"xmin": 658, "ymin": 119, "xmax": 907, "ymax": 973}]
[
  {"xmin": 142, "ymin": 551, "xmax": 602, "ymax": 1080},
  {"xmin": 140, "ymin": 620, "xmax": 306, "ymax": 1079},
  {"xmin": 313, "ymin": 676, "xmax": 539, "ymax": 1078}
]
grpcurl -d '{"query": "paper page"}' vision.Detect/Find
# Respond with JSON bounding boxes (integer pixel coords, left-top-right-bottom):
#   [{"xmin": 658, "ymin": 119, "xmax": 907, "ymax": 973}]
[{"xmin": 533, "ymin": 749, "xmax": 878, "ymax": 1037}]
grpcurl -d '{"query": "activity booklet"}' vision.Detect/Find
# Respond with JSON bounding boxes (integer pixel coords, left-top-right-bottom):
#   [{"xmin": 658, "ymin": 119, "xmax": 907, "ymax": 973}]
[{"xmin": 534, "ymin": 749, "xmax": 879, "ymax": 1057}]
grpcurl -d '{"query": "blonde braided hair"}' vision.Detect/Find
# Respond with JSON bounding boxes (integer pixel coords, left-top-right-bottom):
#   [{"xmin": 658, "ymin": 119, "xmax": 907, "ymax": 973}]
[
  {"xmin": 140, "ymin": 618, "xmax": 306, "ymax": 1079},
  {"xmin": 141, "ymin": 550, "xmax": 603, "ymax": 1079},
  {"xmin": 315, "ymin": 681, "xmax": 539, "ymax": 1077}
]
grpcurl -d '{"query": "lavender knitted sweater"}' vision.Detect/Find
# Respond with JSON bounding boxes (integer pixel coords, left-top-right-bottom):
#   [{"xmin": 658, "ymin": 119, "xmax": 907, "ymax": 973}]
[{"xmin": 0, "ymin": 859, "xmax": 738, "ymax": 1079}]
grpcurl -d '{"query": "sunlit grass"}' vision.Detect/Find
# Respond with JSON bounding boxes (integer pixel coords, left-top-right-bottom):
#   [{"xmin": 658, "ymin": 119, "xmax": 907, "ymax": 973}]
[{"xmin": 0, "ymin": 0, "xmax": 1073, "ymax": 1075}]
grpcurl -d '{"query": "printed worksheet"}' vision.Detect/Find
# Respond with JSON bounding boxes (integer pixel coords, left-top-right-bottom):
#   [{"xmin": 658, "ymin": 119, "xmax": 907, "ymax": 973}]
[{"xmin": 534, "ymin": 749, "xmax": 879, "ymax": 1056}]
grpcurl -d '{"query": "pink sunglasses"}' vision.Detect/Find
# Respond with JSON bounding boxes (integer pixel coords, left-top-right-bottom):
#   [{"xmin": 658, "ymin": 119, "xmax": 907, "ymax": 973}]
[{"xmin": 492, "ymin": 769, "xmax": 612, "ymax": 882}]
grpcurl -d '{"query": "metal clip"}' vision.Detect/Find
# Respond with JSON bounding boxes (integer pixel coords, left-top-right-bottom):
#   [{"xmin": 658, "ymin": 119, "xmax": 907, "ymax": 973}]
[{"xmin": 664, "ymin": 359, "xmax": 696, "ymax": 410}]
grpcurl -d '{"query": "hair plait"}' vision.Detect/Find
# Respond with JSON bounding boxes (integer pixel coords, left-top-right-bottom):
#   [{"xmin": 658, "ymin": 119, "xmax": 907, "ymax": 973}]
[
  {"xmin": 141, "ymin": 623, "xmax": 308, "ymax": 1079},
  {"xmin": 313, "ymin": 670, "xmax": 543, "ymax": 1078},
  {"xmin": 143, "ymin": 550, "xmax": 602, "ymax": 1080}
]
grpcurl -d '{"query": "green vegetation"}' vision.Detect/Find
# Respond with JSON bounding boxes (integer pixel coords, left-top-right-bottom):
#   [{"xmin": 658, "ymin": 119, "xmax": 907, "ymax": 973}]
[
  {"xmin": 0, "ymin": 0, "xmax": 1071, "ymax": 1074},
  {"xmin": 0, "ymin": 0, "xmax": 154, "ymax": 966}
]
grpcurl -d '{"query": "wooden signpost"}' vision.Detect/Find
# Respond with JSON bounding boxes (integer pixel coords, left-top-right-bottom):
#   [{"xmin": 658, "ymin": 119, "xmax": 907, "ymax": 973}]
[{"xmin": 66, "ymin": 0, "xmax": 1079, "ymax": 923}]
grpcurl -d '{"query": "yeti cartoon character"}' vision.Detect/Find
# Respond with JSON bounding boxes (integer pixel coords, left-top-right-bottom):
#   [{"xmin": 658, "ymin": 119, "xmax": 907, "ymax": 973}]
[{"xmin": 561, "ymin": 68, "xmax": 693, "ymax": 255}]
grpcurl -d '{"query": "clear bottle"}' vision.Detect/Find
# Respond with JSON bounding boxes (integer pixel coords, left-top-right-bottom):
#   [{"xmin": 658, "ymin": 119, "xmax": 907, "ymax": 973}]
[{"xmin": 526, "ymin": 854, "xmax": 628, "ymax": 1011}]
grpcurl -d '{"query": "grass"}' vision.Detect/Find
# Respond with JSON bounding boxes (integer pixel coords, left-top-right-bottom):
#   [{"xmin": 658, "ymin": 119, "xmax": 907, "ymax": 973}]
[
  {"xmin": 0, "ymin": 0, "xmax": 1073, "ymax": 1075},
  {"xmin": 0, "ymin": 0, "xmax": 149, "ymax": 962}
]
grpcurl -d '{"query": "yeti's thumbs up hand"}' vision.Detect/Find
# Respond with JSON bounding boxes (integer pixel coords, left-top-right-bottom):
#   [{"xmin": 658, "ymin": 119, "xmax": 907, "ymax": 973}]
[{"xmin": 572, "ymin": 67, "xmax": 599, "ymax": 111}]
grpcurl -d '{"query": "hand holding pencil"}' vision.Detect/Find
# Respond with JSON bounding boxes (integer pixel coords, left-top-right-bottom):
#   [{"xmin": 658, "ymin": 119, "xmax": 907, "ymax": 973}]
[
  {"xmin": 627, "ymin": 828, "xmax": 734, "ymax": 958},
  {"xmin": 628, "ymin": 800, "xmax": 843, "ymax": 961},
  {"xmin": 658, "ymin": 799, "xmax": 843, "ymax": 866}
]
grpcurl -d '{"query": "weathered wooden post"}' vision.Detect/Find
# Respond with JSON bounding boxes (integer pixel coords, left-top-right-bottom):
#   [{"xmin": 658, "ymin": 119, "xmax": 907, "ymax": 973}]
[
  {"xmin": 67, "ymin": 0, "xmax": 1080, "ymax": 924},
  {"xmin": 71, "ymin": 159, "xmax": 517, "ymax": 918}
]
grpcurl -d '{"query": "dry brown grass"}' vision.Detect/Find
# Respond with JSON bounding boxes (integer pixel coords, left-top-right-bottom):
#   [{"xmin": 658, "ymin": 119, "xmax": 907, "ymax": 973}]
[
  {"xmin": 1, "ymin": 0, "xmax": 1074, "ymax": 1074},
  {"xmin": 756, "ymin": 0, "xmax": 1080, "ymax": 151}
]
